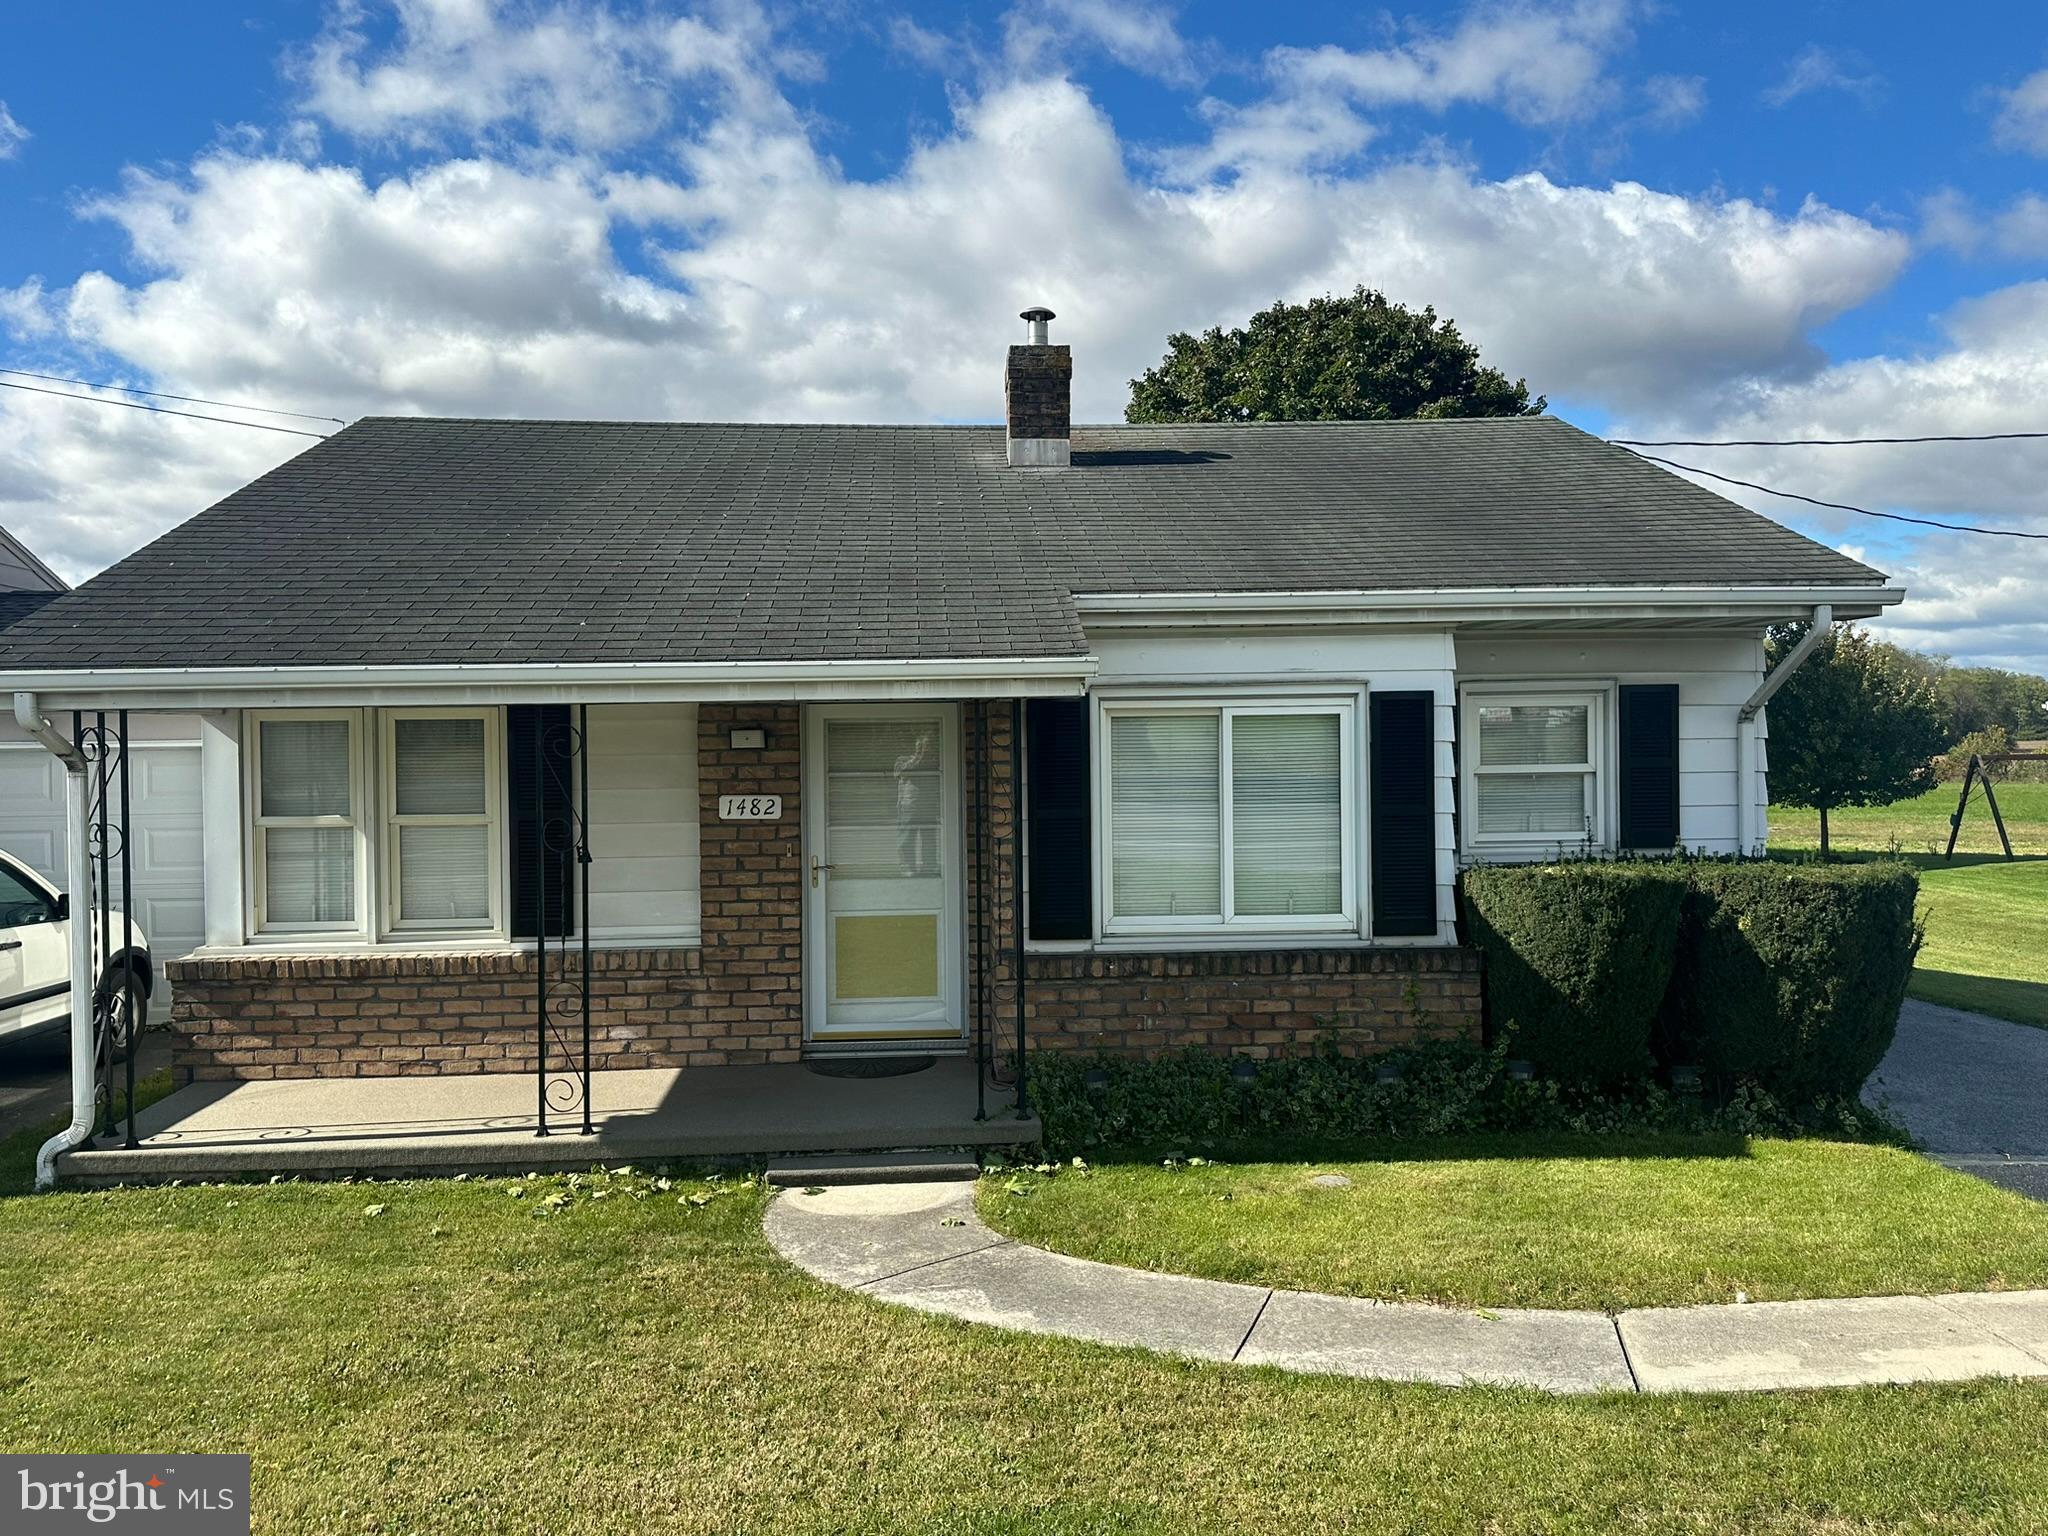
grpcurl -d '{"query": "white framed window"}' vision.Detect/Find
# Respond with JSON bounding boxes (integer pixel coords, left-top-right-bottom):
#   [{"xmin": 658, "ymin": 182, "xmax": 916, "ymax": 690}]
[
  {"xmin": 382, "ymin": 708, "xmax": 502, "ymax": 934},
  {"xmin": 249, "ymin": 711, "xmax": 365, "ymax": 935},
  {"xmin": 1460, "ymin": 688, "xmax": 1606, "ymax": 851},
  {"xmin": 245, "ymin": 708, "xmax": 506, "ymax": 942},
  {"xmin": 1097, "ymin": 697, "xmax": 1357, "ymax": 938}
]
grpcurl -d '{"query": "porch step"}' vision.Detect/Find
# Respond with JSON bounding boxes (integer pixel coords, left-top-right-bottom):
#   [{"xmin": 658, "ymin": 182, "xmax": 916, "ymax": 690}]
[{"xmin": 763, "ymin": 1151, "xmax": 983, "ymax": 1187}]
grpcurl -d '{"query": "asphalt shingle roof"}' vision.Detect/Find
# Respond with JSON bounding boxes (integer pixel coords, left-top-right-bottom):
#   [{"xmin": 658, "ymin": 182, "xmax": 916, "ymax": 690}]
[
  {"xmin": 0, "ymin": 590, "xmax": 64, "ymax": 633},
  {"xmin": 0, "ymin": 415, "xmax": 1887, "ymax": 670}
]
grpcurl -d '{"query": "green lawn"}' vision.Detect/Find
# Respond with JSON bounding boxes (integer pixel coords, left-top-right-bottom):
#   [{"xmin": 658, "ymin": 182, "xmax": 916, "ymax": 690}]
[
  {"xmin": 1771, "ymin": 783, "xmax": 2048, "ymax": 1029},
  {"xmin": 982, "ymin": 1136, "xmax": 2048, "ymax": 1312},
  {"xmin": 4, "ymin": 1160, "xmax": 2048, "ymax": 1534}
]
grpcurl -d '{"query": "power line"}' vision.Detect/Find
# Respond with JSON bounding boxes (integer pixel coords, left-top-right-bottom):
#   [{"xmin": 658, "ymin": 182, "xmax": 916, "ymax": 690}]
[
  {"xmin": 0, "ymin": 378, "xmax": 333, "ymax": 439},
  {"xmin": 0, "ymin": 367, "xmax": 346, "ymax": 425},
  {"xmin": 1612, "ymin": 431, "xmax": 2048, "ymax": 447},
  {"xmin": 1623, "ymin": 449, "xmax": 2048, "ymax": 541}
]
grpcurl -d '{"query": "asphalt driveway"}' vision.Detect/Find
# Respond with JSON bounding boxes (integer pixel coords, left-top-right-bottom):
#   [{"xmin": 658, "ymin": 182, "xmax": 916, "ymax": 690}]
[
  {"xmin": 1866, "ymin": 998, "xmax": 2048, "ymax": 1199},
  {"xmin": 0, "ymin": 1027, "xmax": 172, "ymax": 1143}
]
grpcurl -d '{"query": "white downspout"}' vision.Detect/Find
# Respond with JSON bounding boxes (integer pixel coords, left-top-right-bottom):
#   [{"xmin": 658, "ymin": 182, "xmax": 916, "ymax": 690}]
[
  {"xmin": 1735, "ymin": 605, "xmax": 1833, "ymax": 857},
  {"xmin": 16, "ymin": 692, "xmax": 96, "ymax": 1191}
]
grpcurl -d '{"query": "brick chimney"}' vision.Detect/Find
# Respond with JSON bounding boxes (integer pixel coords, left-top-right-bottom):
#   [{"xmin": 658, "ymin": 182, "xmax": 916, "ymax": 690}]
[{"xmin": 1005, "ymin": 306, "xmax": 1071, "ymax": 467}]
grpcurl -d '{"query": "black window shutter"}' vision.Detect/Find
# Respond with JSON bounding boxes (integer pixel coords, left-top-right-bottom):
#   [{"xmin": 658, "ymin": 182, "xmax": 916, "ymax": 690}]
[
  {"xmin": 507, "ymin": 704, "xmax": 574, "ymax": 939},
  {"xmin": 1025, "ymin": 698, "xmax": 1092, "ymax": 940},
  {"xmin": 1370, "ymin": 690, "xmax": 1438, "ymax": 937},
  {"xmin": 1618, "ymin": 684, "xmax": 1681, "ymax": 850}
]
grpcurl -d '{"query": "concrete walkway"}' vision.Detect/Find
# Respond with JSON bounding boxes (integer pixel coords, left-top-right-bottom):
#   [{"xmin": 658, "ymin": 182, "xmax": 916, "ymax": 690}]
[
  {"xmin": 1866, "ymin": 998, "xmax": 2048, "ymax": 1199},
  {"xmin": 765, "ymin": 1180, "xmax": 2048, "ymax": 1396}
]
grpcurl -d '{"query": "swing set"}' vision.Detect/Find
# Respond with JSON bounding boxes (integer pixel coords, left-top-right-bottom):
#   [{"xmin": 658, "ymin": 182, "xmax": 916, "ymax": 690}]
[{"xmin": 1944, "ymin": 751, "xmax": 2048, "ymax": 861}]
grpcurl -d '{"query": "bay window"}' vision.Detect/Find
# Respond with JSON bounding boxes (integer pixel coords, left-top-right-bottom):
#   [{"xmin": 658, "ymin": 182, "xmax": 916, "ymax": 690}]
[
  {"xmin": 1461, "ymin": 689, "xmax": 1606, "ymax": 850},
  {"xmin": 1100, "ymin": 699, "xmax": 1356, "ymax": 936},
  {"xmin": 247, "ymin": 708, "xmax": 504, "ymax": 940}
]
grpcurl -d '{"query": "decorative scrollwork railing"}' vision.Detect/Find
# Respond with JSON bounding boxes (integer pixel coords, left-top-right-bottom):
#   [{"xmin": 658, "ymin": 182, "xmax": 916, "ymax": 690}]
[
  {"xmin": 534, "ymin": 707, "xmax": 593, "ymax": 1136},
  {"xmin": 75, "ymin": 710, "xmax": 143, "ymax": 1150}
]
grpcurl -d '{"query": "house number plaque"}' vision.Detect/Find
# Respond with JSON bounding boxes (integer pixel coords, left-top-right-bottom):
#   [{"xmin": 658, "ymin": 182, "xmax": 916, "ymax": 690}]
[{"xmin": 718, "ymin": 794, "xmax": 783, "ymax": 821}]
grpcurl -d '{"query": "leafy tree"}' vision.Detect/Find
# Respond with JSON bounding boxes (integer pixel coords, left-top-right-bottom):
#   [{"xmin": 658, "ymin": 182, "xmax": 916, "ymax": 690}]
[
  {"xmin": 1936, "ymin": 666, "xmax": 2048, "ymax": 744},
  {"xmin": 1766, "ymin": 623, "xmax": 1949, "ymax": 854},
  {"xmin": 1126, "ymin": 287, "xmax": 1544, "ymax": 424}
]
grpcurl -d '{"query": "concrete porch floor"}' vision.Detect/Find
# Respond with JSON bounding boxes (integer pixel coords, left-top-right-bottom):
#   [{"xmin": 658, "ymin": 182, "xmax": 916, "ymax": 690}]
[{"xmin": 56, "ymin": 1058, "xmax": 1039, "ymax": 1184}]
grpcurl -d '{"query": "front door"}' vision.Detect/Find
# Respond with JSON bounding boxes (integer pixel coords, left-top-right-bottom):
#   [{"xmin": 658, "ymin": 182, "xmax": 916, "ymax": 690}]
[{"xmin": 803, "ymin": 703, "xmax": 964, "ymax": 1046}]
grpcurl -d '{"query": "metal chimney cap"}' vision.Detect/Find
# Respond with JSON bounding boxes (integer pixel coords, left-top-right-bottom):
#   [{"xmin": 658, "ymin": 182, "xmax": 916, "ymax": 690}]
[{"xmin": 1019, "ymin": 306, "xmax": 1056, "ymax": 323}]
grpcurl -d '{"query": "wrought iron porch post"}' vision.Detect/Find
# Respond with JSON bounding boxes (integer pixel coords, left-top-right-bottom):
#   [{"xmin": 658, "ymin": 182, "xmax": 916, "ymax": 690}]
[
  {"xmin": 534, "ymin": 717, "xmax": 548, "ymax": 1137},
  {"xmin": 578, "ymin": 703, "xmax": 592, "ymax": 1136}
]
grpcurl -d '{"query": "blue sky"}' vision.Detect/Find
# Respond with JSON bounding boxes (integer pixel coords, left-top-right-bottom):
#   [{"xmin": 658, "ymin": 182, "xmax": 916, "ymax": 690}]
[{"xmin": 3, "ymin": 1, "xmax": 2047, "ymax": 667}]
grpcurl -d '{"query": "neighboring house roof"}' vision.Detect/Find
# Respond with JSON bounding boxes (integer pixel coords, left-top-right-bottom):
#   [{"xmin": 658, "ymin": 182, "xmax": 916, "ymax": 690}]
[
  {"xmin": 0, "ymin": 414, "xmax": 1888, "ymax": 671},
  {"xmin": 0, "ymin": 590, "xmax": 63, "ymax": 632},
  {"xmin": 0, "ymin": 523, "xmax": 69, "ymax": 596}
]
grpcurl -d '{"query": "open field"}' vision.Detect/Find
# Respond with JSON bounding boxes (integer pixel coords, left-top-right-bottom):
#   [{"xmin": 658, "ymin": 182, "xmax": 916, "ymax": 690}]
[{"xmin": 1771, "ymin": 784, "xmax": 2048, "ymax": 1029}]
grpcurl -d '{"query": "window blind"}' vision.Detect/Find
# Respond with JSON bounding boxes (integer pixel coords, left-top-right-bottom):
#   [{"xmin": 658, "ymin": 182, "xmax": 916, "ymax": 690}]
[
  {"xmin": 394, "ymin": 718, "xmax": 486, "ymax": 815},
  {"xmin": 265, "ymin": 827, "xmax": 355, "ymax": 925},
  {"xmin": 1109, "ymin": 714, "xmax": 1220, "ymax": 917},
  {"xmin": 259, "ymin": 719, "xmax": 351, "ymax": 818},
  {"xmin": 1476, "ymin": 704, "xmax": 1588, "ymax": 766},
  {"xmin": 1231, "ymin": 714, "xmax": 1341, "ymax": 916}
]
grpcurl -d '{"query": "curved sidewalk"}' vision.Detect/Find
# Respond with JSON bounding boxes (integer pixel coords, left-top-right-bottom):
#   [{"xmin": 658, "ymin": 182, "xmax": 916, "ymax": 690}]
[{"xmin": 765, "ymin": 1180, "xmax": 2048, "ymax": 1395}]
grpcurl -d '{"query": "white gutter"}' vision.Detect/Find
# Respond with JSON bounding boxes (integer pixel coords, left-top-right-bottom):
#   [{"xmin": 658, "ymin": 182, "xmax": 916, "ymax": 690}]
[
  {"xmin": 0, "ymin": 653, "xmax": 1099, "ymax": 712},
  {"xmin": 15, "ymin": 692, "xmax": 96, "ymax": 1191},
  {"xmin": 1072, "ymin": 584, "xmax": 1901, "ymax": 628},
  {"xmin": 1734, "ymin": 605, "xmax": 1833, "ymax": 856}
]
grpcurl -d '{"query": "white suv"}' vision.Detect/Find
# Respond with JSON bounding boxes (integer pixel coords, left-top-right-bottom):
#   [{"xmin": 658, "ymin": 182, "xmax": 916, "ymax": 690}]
[{"xmin": 0, "ymin": 846, "xmax": 151, "ymax": 1053}]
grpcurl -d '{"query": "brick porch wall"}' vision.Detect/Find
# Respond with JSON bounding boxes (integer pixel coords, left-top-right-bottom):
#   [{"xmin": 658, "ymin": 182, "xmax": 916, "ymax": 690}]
[{"xmin": 169, "ymin": 697, "xmax": 1479, "ymax": 1081}]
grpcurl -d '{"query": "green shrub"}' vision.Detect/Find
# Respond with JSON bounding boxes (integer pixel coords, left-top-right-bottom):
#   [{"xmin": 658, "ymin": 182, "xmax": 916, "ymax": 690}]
[
  {"xmin": 1023, "ymin": 1040, "xmax": 1904, "ymax": 1159},
  {"xmin": 1459, "ymin": 862, "xmax": 1686, "ymax": 1084},
  {"xmin": 1675, "ymin": 861, "xmax": 1922, "ymax": 1101}
]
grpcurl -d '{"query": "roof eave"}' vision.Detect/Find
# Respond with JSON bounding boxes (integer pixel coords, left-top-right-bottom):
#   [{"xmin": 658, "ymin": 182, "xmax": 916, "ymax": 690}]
[
  {"xmin": 1071, "ymin": 583, "xmax": 1903, "ymax": 630},
  {"xmin": 0, "ymin": 654, "xmax": 1098, "ymax": 713}
]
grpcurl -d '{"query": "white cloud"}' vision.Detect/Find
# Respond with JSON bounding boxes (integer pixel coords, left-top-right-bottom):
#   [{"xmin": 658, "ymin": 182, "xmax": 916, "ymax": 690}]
[
  {"xmin": 1271, "ymin": 0, "xmax": 1637, "ymax": 127},
  {"xmin": 1991, "ymin": 65, "xmax": 2048, "ymax": 156},
  {"xmin": 1616, "ymin": 281, "xmax": 2048, "ymax": 668},
  {"xmin": 1004, "ymin": 0, "xmax": 1202, "ymax": 86},
  {"xmin": 1761, "ymin": 44, "xmax": 1883, "ymax": 109},
  {"xmin": 0, "ymin": 101, "xmax": 28, "ymax": 159},
  {"xmin": 1639, "ymin": 73, "xmax": 1706, "ymax": 131},
  {"xmin": 1914, "ymin": 188, "xmax": 2048, "ymax": 260},
  {"xmin": 0, "ymin": 2, "xmax": 1950, "ymax": 654},
  {"xmin": 295, "ymin": 0, "xmax": 793, "ymax": 149}
]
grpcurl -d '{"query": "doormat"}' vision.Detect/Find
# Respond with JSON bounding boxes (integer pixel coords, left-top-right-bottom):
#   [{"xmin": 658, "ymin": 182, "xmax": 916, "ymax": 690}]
[{"xmin": 805, "ymin": 1055, "xmax": 937, "ymax": 1079}]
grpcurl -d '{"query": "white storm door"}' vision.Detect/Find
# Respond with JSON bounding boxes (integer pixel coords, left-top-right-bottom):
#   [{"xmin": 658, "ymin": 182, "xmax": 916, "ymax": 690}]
[{"xmin": 804, "ymin": 704, "xmax": 964, "ymax": 1044}]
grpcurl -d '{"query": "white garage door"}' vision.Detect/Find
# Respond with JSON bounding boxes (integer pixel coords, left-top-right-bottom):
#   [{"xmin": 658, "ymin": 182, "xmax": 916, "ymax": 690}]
[{"xmin": 0, "ymin": 719, "xmax": 205, "ymax": 1014}]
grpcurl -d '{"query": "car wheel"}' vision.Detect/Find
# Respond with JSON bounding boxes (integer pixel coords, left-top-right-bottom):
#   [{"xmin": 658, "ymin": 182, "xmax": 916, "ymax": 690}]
[{"xmin": 94, "ymin": 986, "xmax": 140, "ymax": 1065}]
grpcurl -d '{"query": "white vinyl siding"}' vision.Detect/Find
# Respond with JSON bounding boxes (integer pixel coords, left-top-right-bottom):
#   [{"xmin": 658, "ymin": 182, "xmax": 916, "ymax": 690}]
[{"xmin": 1099, "ymin": 697, "xmax": 1357, "ymax": 939}]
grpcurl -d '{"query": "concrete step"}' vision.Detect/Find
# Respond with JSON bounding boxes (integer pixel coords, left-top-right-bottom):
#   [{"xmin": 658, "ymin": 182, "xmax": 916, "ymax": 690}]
[{"xmin": 764, "ymin": 1151, "xmax": 983, "ymax": 1187}]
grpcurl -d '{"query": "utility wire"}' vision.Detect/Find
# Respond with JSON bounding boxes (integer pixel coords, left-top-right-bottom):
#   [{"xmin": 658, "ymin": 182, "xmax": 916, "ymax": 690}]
[
  {"xmin": 1612, "ymin": 430, "xmax": 2048, "ymax": 447},
  {"xmin": 1622, "ymin": 448, "xmax": 2048, "ymax": 541},
  {"xmin": 0, "ymin": 367, "xmax": 346, "ymax": 425},
  {"xmin": 0, "ymin": 378, "xmax": 333, "ymax": 439}
]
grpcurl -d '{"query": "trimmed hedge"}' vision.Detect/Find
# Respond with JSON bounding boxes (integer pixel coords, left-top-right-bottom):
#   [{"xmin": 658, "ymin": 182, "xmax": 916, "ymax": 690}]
[
  {"xmin": 1458, "ymin": 858, "xmax": 1921, "ymax": 1102},
  {"xmin": 1025, "ymin": 1039, "xmax": 1903, "ymax": 1159},
  {"xmin": 1675, "ymin": 862, "xmax": 1922, "ymax": 1101},
  {"xmin": 1460, "ymin": 863, "xmax": 1685, "ymax": 1085}
]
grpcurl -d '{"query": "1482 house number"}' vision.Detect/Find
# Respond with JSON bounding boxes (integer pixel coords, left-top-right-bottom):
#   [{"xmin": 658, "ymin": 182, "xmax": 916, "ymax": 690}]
[{"xmin": 717, "ymin": 794, "xmax": 783, "ymax": 820}]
